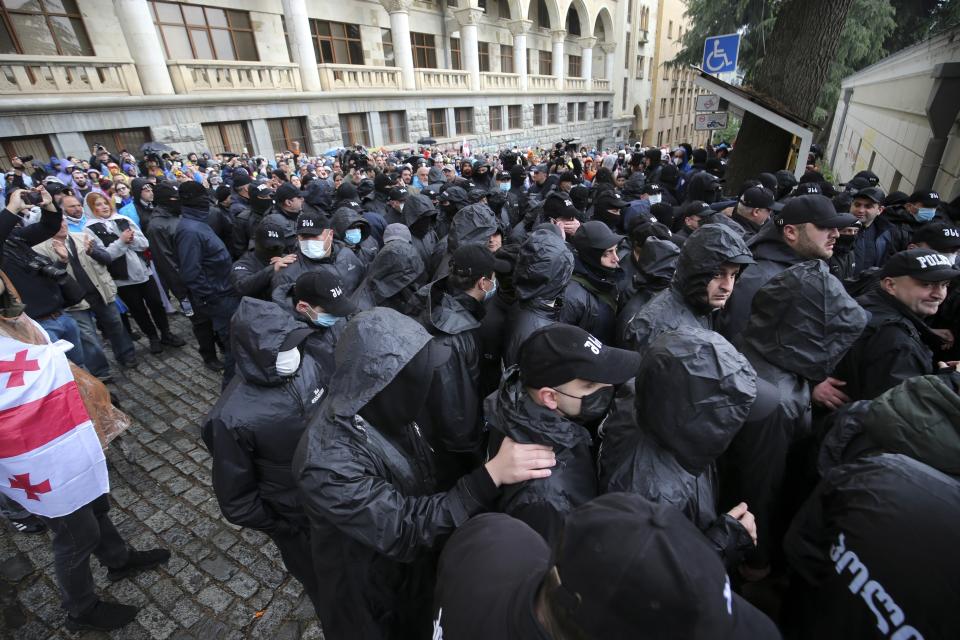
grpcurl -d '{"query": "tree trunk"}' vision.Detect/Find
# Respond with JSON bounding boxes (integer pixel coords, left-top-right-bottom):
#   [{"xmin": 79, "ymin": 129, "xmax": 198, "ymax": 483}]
[{"xmin": 724, "ymin": 0, "xmax": 855, "ymax": 191}]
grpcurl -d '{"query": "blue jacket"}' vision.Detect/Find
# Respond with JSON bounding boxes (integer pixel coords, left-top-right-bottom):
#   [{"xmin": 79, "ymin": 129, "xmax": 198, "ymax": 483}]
[
  {"xmin": 852, "ymin": 214, "xmax": 906, "ymax": 275},
  {"xmin": 175, "ymin": 205, "xmax": 235, "ymax": 301}
]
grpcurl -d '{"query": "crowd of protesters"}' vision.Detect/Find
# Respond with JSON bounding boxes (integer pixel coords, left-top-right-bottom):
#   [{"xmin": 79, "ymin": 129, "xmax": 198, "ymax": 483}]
[{"xmin": 1, "ymin": 135, "xmax": 959, "ymax": 638}]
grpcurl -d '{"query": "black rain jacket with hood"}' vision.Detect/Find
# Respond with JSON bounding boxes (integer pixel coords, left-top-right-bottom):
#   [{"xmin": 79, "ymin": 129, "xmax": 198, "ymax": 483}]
[
  {"xmin": 784, "ymin": 373, "xmax": 960, "ymax": 640},
  {"xmin": 434, "ymin": 203, "xmax": 500, "ymax": 280},
  {"xmin": 201, "ymin": 298, "xmax": 326, "ymax": 533},
  {"xmin": 503, "ymin": 227, "xmax": 575, "ymax": 368},
  {"xmin": 332, "ymin": 206, "xmax": 378, "ymax": 267},
  {"xmin": 272, "ymin": 241, "xmax": 366, "ymax": 294},
  {"xmin": 485, "ymin": 366, "xmax": 597, "ymax": 543},
  {"xmin": 402, "ymin": 194, "xmax": 444, "ymax": 277},
  {"xmin": 598, "ymin": 328, "xmax": 758, "ymax": 566},
  {"xmin": 615, "ymin": 237, "xmax": 680, "ymax": 347},
  {"xmin": 271, "ymin": 281, "xmax": 345, "ymax": 380},
  {"xmin": 292, "ymin": 309, "xmax": 500, "ymax": 640},
  {"xmin": 350, "ymin": 240, "xmax": 425, "ymax": 315},
  {"xmin": 620, "ymin": 225, "xmax": 753, "ymax": 355}
]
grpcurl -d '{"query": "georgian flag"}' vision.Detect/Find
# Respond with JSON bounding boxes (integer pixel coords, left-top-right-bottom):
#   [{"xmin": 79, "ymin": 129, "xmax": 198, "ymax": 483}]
[{"xmin": 0, "ymin": 336, "xmax": 109, "ymax": 517}]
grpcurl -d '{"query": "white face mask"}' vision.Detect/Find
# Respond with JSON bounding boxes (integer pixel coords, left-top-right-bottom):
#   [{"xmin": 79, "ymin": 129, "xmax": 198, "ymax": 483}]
[
  {"xmin": 275, "ymin": 347, "xmax": 301, "ymax": 376},
  {"xmin": 649, "ymin": 194, "xmax": 662, "ymax": 204},
  {"xmin": 300, "ymin": 239, "xmax": 328, "ymax": 260}
]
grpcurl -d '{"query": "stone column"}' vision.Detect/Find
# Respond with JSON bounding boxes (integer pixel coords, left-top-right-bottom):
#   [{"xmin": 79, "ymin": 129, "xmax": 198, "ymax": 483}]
[
  {"xmin": 509, "ymin": 19, "xmax": 532, "ymax": 91},
  {"xmin": 601, "ymin": 41, "xmax": 616, "ymax": 81},
  {"xmin": 455, "ymin": 7, "xmax": 483, "ymax": 91},
  {"xmin": 579, "ymin": 36, "xmax": 596, "ymax": 89},
  {"xmin": 551, "ymin": 30, "xmax": 566, "ymax": 87},
  {"xmin": 381, "ymin": 0, "xmax": 416, "ymax": 90},
  {"xmin": 282, "ymin": 0, "xmax": 321, "ymax": 91},
  {"xmin": 113, "ymin": 0, "xmax": 175, "ymax": 95}
]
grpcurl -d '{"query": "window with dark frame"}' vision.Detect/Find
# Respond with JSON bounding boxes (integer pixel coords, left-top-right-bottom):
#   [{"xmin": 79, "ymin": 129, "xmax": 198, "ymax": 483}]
[
  {"xmin": 533, "ymin": 104, "xmax": 544, "ymax": 126},
  {"xmin": 478, "ymin": 41, "xmax": 489, "ymax": 72},
  {"xmin": 594, "ymin": 101, "xmax": 600, "ymax": 119},
  {"xmin": 202, "ymin": 121, "xmax": 253, "ymax": 154},
  {"xmin": 450, "ymin": 36, "xmax": 461, "ymax": 70},
  {"xmin": 568, "ymin": 54, "xmax": 581, "ymax": 78},
  {"xmin": 0, "ymin": 0, "xmax": 93, "ymax": 56},
  {"xmin": 508, "ymin": 105, "xmax": 522, "ymax": 129},
  {"xmin": 547, "ymin": 103, "xmax": 558, "ymax": 124},
  {"xmin": 500, "ymin": 44, "xmax": 513, "ymax": 73},
  {"xmin": 150, "ymin": 1, "xmax": 258, "ymax": 61},
  {"xmin": 535, "ymin": 0, "xmax": 550, "ymax": 29},
  {"xmin": 489, "ymin": 106, "xmax": 503, "ymax": 132},
  {"xmin": 381, "ymin": 28, "xmax": 394, "ymax": 66},
  {"xmin": 411, "ymin": 31, "xmax": 437, "ymax": 68},
  {"xmin": 454, "ymin": 107, "xmax": 474, "ymax": 134},
  {"xmin": 0, "ymin": 136, "xmax": 54, "ymax": 173},
  {"xmin": 339, "ymin": 113, "xmax": 370, "ymax": 147},
  {"xmin": 538, "ymin": 50, "xmax": 551, "ymax": 76},
  {"xmin": 310, "ymin": 19, "xmax": 363, "ymax": 65},
  {"xmin": 82, "ymin": 129, "xmax": 150, "ymax": 156},
  {"xmin": 427, "ymin": 108, "xmax": 448, "ymax": 137},
  {"xmin": 604, "ymin": 102, "xmax": 610, "ymax": 118},
  {"xmin": 566, "ymin": 102, "xmax": 576, "ymax": 121},
  {"xmin": 578, "ymin": 102, "xmax": 587, "ymax": 121},
  {"xmin": 266, "ymin": 117, "xmax": 308, "ymax": 154},
  {"xmin": 380, "ymin": 111, "xmax": 408, "ymax": 145}
]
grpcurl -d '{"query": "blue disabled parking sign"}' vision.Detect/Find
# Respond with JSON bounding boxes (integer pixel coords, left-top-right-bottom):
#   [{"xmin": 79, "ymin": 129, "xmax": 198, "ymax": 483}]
[{"xmin": 702, "ymin": 33, "xmax": 740, "ymax": 74}]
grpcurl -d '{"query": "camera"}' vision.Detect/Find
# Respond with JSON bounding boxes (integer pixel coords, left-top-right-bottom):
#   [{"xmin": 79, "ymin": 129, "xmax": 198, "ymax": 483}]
[
  {"xmin": 17, "ymin": 155, "xmax": 34, "ymax": 164},
  {"xmin": 3, "ymin": 236, "xmax": 68, "ymax": 282},
  {"xmin": 23, "ymin": 190, "xmax": 43, "ymax": 206}
]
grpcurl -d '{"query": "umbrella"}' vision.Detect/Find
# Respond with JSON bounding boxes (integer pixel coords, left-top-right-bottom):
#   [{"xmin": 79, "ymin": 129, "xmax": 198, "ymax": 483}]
[
  {"xmin": 417, "ymin": 137, "xmax": 437, "ymax": 146},
  {"xmin": 323, "ymin": 148, "xmax": 342, "ymax": 157},
  {"xmin": 139, "ymin": 141, "xmax": 176, "ymax": 157}
]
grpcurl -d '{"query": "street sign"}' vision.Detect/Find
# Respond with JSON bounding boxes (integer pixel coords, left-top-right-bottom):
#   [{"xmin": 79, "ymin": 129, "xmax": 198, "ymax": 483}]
[
  {"xmin": 702, "ymin": 33, "xmax": 740, "ymax": 74},
  {"xmin": 694, "ymin": 112, "xmax": 729, "ymax": 131},
  {"xmin": 695, "ymin": 94, "xmax": 721, "ymax": 112}
]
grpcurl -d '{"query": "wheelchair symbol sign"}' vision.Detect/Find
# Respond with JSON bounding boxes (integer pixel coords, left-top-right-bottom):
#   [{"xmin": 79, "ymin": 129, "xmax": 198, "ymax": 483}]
[{"xmin": 702, "ymin": 33, "xmax": 740, "ymax": 74}]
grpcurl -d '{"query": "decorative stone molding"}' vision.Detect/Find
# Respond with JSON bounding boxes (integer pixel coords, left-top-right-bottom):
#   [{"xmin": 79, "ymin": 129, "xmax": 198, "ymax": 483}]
[
  {"xmin": 454, "ymin": 7, "xmax": 484, "ymax": 27},
  {"xmin": 600, "ymin": 42, "xmax": 617, "ymax": 54},
  {"xmin": 380, "ymin": 0, "xmax": 413, "ymax": 14},
  {"xmin": 551, "ymin": 30, "xmax": 568, "ymax": 44},
  {"xmin": 579, "ymin": 37, "xmax": 598, "ymax": 49},
  {"xmin": 508, "ymin": 19, "xmax": 533, "ymax": 36}
]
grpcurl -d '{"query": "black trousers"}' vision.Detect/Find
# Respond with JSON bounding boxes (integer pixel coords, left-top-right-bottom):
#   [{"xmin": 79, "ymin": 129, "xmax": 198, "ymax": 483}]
[
  {"xmin": 40, "ymin": 494, "xmax": 129, "ymax": 617},
  {"xmin": 116, "ymin": 279, "xmax": 169, "ymax": 339},
  {"xmin": 268, "ymin": 528, "xmax": 322, "ymax": 617}
]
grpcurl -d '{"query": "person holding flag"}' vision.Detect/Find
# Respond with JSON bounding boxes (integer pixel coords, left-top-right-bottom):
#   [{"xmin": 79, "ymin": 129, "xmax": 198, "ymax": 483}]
[{"xmin": 0, "ymin": 272, "xmax": 169, "ymax": 633}]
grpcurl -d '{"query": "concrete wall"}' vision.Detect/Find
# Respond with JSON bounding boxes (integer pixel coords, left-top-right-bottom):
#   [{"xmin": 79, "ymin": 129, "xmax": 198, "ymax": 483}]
[{"xmin": 826, "ymin": 28, "xmax": 960, "ymax": 200}]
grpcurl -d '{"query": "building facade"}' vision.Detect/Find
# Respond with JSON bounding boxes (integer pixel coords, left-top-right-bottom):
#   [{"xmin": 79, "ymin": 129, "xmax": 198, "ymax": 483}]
[
  {"xmin": 643, "ymin": 0, "xmax": 708, "ymax": 149},
  {"xmin": 0, "ymin": 0, "xmax": 640, "ymax": 166},
  {"xmin": 825, "ymin": 28, "xmax": 960, "ymax": 200}
]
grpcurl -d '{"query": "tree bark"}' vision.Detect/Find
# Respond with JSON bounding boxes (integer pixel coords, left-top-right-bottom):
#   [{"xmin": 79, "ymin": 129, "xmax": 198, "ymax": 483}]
[{"xmin": 724, "ymin": 0, "xmax": 855, "ymax": 191}]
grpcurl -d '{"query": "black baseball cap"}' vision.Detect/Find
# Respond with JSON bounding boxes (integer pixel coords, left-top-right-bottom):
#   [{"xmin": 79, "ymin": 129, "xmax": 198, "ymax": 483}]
[
  {"xmin": 450, "ymin": 244, "xmax": 511, "ymax": 279},
  {"xmin": 275, "ymin": 182, "xmax": 307, "ymax": 203},
  {"xmin": 571, "ymin": 220, "xmax": 625, "ymax": 252},
  {"xmin": 543, "ymin": 194, "xmax": 580, "ymax": 220},
  {"xmin": 739, "ymin": 186, "xmax": 775, "ymax": 209},
  {"xmin": 776, "ymin": 194, "xmax": 858, "ymax": 228},
  {"xmin": 642, "ymin": 183, "xmax": 663, "ymax": 196},
  {"xmin": 880, "ymin": 248, "xmax": 960, "ymax": 281},
  {"xmin": 232, "ymin": 172, "xmax": 251, "ymax": 188},
  {"xmin": 255, "ymin": 222, "xmax": 286, "ymax": 251},
  {"xmin": 519, "ymin": 324, "xmax": 641, "ymax": 389},
  {"xmin": 293, "ymin": 270, "xmax": 358, "ymax": 317},
  {"xmin": 555, "ymin": 493, "xmax": 781, "ymax": 639},
  {"xmin": 596, "ymin": 190, "xmax": 628, "ymax": 211},
  {"xmin": 911, "ymin": 223, "xmax": 960, "ymax": 252},
  {"xmin": 388, "ymin": 186, "xmax": 409, "ymax": 201},
  {"xmin": 907, "ymin": 190, "xmax": 941, "ymax": 208},
  {"xmin": 795, "ymin": 182, "xmax": 822, "ymax": 196},
  {"xmin": 295, "ymin": 210, "xmax": 325, "ymax": 235},
  {"xmin": 853, "ymin": 186, "xmax": 885, "ymax": 205},
  {"xmin": 853, "ymin": 169, "xmax": 880, "ymax": 186},
  {"xmin": 532, "ymin": 164, "xmax": 548, "ymax": 174},
  {"xmin": 252, "ymin": 182, "xmax": 275, "ymax": 199}
]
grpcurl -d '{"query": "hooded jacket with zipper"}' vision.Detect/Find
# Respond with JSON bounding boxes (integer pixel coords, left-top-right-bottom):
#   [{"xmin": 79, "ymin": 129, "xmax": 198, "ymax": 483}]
[
  {"xmin": 416, "ymin": 278, "xmax": 486, "ymax": 486},
  {"xmin": 201, "ymin": 297, "xmax": 326, "ymax": 533},
  {"xmin": 403, "ymin": 194, "xmax": 444, "ymax": 276},
  {"xmin": 292, "ymin": 308, "xmax": 501, "ymax": 640},
  {"xmin": 485, "ymin": 366, "xmax": 597, "ymax": 543},
  {"xmin": 717, "ymin": 222, "xmax": 807, "ymax": 340},
  {"xmin": 833, "ymin": 287, "xmax": 941, "ymax": 401},
  {"xmin": 503, "ymin": 227, "xmax": 575, "ymax": 368},
  {"xmin": 620, "ymin": 225, "xmax": 752, "ymax": 355},
  {"xmin": 615, "ymin": 237, "xmax": 680, "ymax": 347},
  {"xmin": 84, "ymin": 211, "xmax": 151, "ymax": 286},
  {"xmin": 434, "ymin": 203, "xmax": 500, "ymax": 280},
  {"xmin": 784, "ymin": 374, "xmax": 960, "ymax": 640},
  {"xmin": 598, "ymin": 328, "xmax": 757, "ymax": 566},
  {"xmin": 331, "ymin": 206, "xmax": 378, "ymax": 267}
]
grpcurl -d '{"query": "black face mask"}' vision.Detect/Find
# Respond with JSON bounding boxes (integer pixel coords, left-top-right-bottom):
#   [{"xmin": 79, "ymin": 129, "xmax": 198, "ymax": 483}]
[
  {"xmin": 556, "ymin": 385, "xmax": 615, "ymax": 424},
  {"xmin": 252, "ymin": 197, "xmax": 273, "ymax": 214},
  {"xmin": 834, "ymin": 234, "xmax": 856, "ymax": 255}
]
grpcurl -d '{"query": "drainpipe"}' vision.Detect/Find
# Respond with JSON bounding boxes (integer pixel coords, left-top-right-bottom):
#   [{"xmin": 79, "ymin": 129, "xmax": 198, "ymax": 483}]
[{"xmin": 916, "ymin": 62, "xmax": 960, "ymax": 191}]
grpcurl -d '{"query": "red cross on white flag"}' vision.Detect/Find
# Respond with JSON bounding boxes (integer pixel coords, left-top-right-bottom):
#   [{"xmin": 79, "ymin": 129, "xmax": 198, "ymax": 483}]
[{"xmin": 0, "ymin": 334, "xmax": 109, "ymax": 518}]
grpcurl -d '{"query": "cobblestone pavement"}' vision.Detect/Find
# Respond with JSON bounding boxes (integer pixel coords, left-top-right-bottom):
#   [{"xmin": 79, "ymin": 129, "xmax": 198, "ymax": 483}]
[{"xmin": 0, "ymin": 314, "xmax": 323, "ymax": 639}]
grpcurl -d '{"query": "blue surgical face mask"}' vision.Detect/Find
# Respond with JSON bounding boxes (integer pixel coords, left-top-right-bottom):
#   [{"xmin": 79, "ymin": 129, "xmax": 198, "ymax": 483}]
[
  {"xmin": 344, "ymin": 228, "xmax": 362, "ymax": 245},
  {"xmin": 311, "ymin": 309, "xmax": 340, "ymax": 327},
  {"xmin": 499, "ymin": 182, "xmax": 511, "ymax": 192},
  {"xmin": 648, "ymin": 194, "xmax": 662, "ymax": 204},
  {"xmin": 300, "ymin": 239, "xmax": 328, "ymax": 260},
  {"xmin": 917, "ymin": 207, "xmax": 936, "ymax": 222},
  {"xmin": 483, "ymin": 277, "xmax": 498, "ymax": 301}
]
